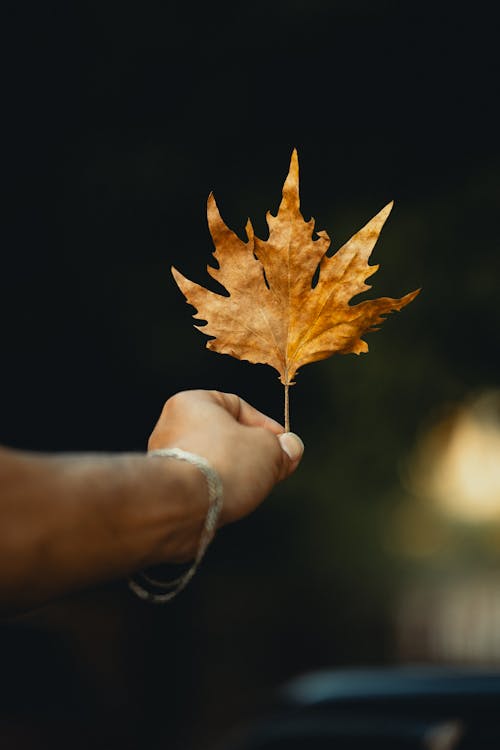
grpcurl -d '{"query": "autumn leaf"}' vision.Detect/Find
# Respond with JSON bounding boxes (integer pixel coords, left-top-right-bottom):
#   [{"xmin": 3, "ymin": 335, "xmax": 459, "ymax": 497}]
[{"xmin": 171, "ymin": 149, "xmax": 420, "ymax": 429}]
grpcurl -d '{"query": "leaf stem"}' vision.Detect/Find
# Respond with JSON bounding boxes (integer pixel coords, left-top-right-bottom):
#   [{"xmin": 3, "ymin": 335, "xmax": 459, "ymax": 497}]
[{"xmin": 284, "ymin": 383, "xmax": 290, "ymax": 433}]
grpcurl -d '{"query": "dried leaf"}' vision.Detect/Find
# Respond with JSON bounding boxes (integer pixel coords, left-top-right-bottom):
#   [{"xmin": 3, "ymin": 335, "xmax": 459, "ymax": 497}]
[{"xmin": 172, "ymin": 150, "xmax": 420, "ymax": 389}]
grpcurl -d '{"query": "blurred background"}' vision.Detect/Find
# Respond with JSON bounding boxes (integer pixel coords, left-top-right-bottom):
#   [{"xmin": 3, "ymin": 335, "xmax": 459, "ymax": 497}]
[{"xmin": 1, "ymin": 1, "xmax": 499, "ymax": 748}]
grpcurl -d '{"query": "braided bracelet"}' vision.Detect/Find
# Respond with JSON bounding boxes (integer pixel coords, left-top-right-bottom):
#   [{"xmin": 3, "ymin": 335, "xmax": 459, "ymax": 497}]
[{"xmin": 128, "ymin": 447, "xmax": 224, "ymax": 604}]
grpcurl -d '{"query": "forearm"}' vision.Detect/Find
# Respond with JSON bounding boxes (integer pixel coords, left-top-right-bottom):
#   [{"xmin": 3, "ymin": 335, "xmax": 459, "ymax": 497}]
[
  {"xmin": 0, "ymin": 390, "xmax": 303, "ymax": 615},
  {"xmin": 0, "ymin": 446, "xmax": 206, "ymax": 614}
]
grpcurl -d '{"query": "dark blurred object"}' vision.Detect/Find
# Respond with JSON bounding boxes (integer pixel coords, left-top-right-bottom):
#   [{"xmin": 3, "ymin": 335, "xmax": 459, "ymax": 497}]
[{"xmin": 215, "ymin": 665, "xmax": 500, "ymax": 749}]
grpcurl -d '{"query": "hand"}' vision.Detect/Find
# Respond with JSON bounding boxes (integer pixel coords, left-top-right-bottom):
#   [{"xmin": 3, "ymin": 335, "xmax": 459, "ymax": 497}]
[{"xmin": 148, "ymin": 389, "xmax": 304, "ymax": 525}]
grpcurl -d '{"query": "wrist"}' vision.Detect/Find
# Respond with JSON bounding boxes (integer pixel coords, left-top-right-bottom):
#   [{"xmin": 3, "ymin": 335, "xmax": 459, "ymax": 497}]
[
  {"xmin": 129, "ymin": 448, "xmax": 224, "ymax": 603},
  {"xmin": 130, "ymin": 453, "xmax": 209, "ymax": 568}
]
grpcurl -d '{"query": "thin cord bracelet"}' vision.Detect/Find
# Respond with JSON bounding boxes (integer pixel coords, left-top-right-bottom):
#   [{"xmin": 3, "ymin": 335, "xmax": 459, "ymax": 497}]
[{"xmin": 128, "ymin": 447, "xmax": 224, "ymax": 604}]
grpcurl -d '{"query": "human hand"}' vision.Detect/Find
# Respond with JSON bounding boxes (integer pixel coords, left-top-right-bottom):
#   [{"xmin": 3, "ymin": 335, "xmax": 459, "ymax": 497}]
[{"xmin": 148, "ymin": 389, "xmax": 304, "ymax": 526}]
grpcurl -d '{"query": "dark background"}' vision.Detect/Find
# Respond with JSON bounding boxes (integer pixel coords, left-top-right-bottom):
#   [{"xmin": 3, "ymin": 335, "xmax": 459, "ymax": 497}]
[{"xmin": 1, "ymin": 2, "xmax": 499, "ymax": 749}]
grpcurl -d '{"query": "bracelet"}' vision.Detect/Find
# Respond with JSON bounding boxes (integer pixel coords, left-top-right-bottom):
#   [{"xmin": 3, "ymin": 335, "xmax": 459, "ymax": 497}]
[{"xmin": 128, "ymin": 447, "xmax": 224, "ymax": 604}]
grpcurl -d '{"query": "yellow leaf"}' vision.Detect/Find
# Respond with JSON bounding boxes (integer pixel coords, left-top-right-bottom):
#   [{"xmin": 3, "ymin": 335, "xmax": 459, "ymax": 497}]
[{"xmin": 172, "ymin": 149, "xmax": 420, "ymax": 390}]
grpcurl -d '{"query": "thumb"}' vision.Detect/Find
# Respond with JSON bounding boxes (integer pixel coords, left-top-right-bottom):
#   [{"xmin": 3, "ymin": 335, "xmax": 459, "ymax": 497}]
[{"xmin": 278, "ymin": 432, "xmax": 305, "ymax": 476}]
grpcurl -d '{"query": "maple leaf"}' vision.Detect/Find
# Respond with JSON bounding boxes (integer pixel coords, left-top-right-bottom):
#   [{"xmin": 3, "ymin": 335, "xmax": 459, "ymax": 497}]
[{"xmin": 171, "ymin": 149, "xmax": 420, "ymax": 429}]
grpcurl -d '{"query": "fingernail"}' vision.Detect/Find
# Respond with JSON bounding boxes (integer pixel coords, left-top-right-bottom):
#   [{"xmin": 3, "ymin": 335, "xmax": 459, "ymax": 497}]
[{"xmin": 278, "ymin": 432, "xmax": 304, "ymax": 462}]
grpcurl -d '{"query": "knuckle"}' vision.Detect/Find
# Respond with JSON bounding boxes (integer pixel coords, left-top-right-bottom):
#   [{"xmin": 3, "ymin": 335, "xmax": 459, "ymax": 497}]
[
  {"xmin": 206, "ymin": 389, "xmax": 224, "ymax": 405},
  {"xmin": 164, "ymin": 389, "xmax": 194, "ymax": 411},
  {"xmin": 209, "ymin": 391, "xmax": 241, "ymax": 417}
]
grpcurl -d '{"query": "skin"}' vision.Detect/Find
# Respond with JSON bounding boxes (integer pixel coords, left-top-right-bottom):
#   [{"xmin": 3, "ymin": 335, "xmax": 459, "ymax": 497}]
[{"xmin": 0, "ymin": 389, "xmax": 304, "ymax": 616}]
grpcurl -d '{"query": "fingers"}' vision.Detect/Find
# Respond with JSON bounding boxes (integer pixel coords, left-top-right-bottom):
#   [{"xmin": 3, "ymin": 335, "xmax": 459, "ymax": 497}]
[
  {"xmin": 239, "ymin": 399, "xmax": 286, "ymax": 435},
  {"xmin": 208, "ymin": 391, "xmax": 285, "ymax": 434},
  {"xmin": 160, "ymin": 389, "xmax": 304, "ymax": 481},
  {"xmin": 189, "ymin": 389, "xmax": 305, "ymax": 468}
]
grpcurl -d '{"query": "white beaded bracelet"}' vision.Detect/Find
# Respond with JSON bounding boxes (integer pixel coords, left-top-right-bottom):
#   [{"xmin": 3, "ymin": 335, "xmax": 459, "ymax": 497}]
[{"xmin": 128, "ymin": 447, "xmax": 224, "ymax": 604}]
